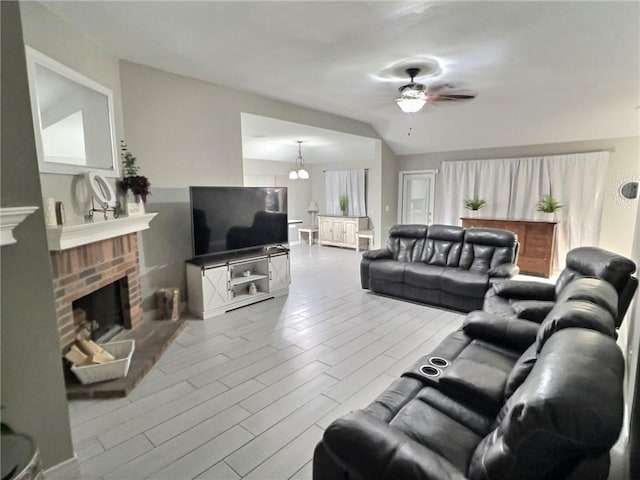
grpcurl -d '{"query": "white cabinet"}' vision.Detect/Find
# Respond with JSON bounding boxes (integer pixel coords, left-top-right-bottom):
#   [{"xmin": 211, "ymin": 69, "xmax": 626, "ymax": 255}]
[
  {"xmin": 269, "ymin": 253, "xmax": 290, "ymax": 292},
  {"xmin": 318, "ymin": 215, "xmax": 368, "ymax": 249},
  {"xmin": 187, "ymin": 250, "xmax": 290, "ymax": 319}
]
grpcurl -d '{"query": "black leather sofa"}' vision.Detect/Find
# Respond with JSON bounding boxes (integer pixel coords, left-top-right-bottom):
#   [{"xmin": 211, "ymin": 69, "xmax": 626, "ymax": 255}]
[
  {"xmin": 314, "ymin": 276, "xmax": 626, "ymax": 480},
  {"xmin": 484, "ymin": 246, "xmax": 638, "ymax": 326},
  {"xmin": 361, "ymin": 224, "xmax": 519, "ymax": 312}
]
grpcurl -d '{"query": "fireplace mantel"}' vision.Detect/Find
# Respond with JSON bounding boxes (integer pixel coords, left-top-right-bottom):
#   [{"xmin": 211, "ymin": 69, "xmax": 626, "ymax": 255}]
[
  {"xmin": 46, "ymin": 213, "xmax": 157, "ymax": 251},
  {"xmin": 1, "ymin": 206, "xmax": 39, "ymax": 246}
]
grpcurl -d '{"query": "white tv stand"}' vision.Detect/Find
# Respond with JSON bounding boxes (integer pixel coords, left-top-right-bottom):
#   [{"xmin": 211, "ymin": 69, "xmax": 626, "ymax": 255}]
[{"xmin": 186, "ymin": 247, "xmax": 290, "ymax": 319}]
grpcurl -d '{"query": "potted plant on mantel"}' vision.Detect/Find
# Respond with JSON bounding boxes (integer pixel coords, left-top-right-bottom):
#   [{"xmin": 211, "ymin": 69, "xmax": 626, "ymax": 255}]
[
  {"xmin": 463, "ymin": 196, "xmax": 486, "ymax": 217},
  {"xmin": 536, "ymin": 194, "xmax": 562, "ymax": 219},
  {"xmin": 119, "ymin": 141, "xmax": 151, "ymax": 216},
  {"xmin": 339, "ymin": 194, "xmax": 348, "ymax": 216}
]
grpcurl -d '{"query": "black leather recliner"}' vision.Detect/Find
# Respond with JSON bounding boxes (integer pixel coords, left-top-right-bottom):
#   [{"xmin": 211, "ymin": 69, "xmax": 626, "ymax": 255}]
[
  {"xmin": 314, "ymin": 277, "xmax": 626, "ymax": 480},
  {"xmin": 484, "ymin": 246, "xmax": 637, "ymax": 326},
  {"xmin": 361, "ymin": 224, "xmax": 520, "ymax": 312}
]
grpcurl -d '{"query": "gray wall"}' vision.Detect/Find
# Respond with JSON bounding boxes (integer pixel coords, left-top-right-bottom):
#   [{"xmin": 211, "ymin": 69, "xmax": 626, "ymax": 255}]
[
  {"xmin": 1, "ymin": 1, "xmax": 74, "ymax": 468},
  {"xmin": 119, "ymin": 61, "xmax": 394, "ymax": 308},
  {"xmin": 380, "ymin": 141, "xmax": 399, "ymax": 242},
  {"xmin": 398, "ymin": 136, "xmax": 639, "ymax": 257}
]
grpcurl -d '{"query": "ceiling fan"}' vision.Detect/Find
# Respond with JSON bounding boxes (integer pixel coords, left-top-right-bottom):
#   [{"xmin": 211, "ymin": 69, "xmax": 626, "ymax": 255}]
[{"xmin": 395, "ymin": 67, "xmax": 476, "ymax": 113}]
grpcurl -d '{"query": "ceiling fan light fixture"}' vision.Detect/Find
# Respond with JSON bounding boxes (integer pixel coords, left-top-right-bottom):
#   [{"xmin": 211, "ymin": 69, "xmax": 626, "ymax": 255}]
[
  {"xmin": 396, "ymin": 68, "xmax": 428, "ymax": 113},
  {"xmin": 396, "ymin": 96, "xmax": 426, "ymax": 113}
]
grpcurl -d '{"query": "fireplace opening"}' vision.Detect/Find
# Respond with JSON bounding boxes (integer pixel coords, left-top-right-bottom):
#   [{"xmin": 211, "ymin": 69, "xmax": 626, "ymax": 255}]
[{"xmin": 72, "ymin": 277, "xmax": 131, "ymax": 343}]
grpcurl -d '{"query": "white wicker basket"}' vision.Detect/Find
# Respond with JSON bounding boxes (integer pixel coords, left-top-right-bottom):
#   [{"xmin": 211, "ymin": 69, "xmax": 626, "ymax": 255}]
[{"xmin": 71, "ymin": 340, "xmax": 135, "ymax": 384}]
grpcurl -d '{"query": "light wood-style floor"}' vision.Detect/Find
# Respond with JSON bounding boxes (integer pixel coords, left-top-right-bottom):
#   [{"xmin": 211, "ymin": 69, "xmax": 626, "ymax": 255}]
[{"xmin": 69, "ymin": 244, "xmax": 463, "ymax": 480}]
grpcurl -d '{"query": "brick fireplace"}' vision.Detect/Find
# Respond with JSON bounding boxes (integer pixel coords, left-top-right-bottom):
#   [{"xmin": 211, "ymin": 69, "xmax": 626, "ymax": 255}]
[{"xmin": 51, "ymin": 233, "xmax": 143, "ymax": 349}]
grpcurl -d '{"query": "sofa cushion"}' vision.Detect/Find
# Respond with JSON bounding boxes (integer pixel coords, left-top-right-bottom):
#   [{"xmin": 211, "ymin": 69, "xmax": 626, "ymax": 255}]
[
  {"xmin": 418, "ymin": 387, "xmax": 493, "ymax": 438},
  {"xmin": 469, "ymin": 329, "xmax": 624, "ymax": 480},
  {"xmin": 441, "ymin": 269, "xmax": 489, "ymax": 298},
  {"xmin": 424, "ymin": 225, "xmax": 465, "ymax": 266},
  {"xmin": 369, "ymin": 260, "xmax": 406, "ymax": 283},
  {"xmin": 386, "ymin": 224, "xmax": 428, "ymax": 262},
  {"xmin": 404, "ymin": 263, "xmax": 445, "ymax": 288},
  {"xmin": 390, "ymin": 394, "xmax": 482, "ymax": 473},
  {"xmin": 438, "ymin": 340, "xmax": 520, "ymax": 416},
  {"xmin": 459, "ymin": 228, "xmax": 518, "ymax": 273},
  {"xmin": 555, "ymin": 277, "xmax": 618, "ymax": 319},
  {"xmin": 535, "ymin": 300, "xmax": 617, "ymax": 353},
  {"xmin": 562, "ymin": 246, "xmax": 637, "ymax": 293}
]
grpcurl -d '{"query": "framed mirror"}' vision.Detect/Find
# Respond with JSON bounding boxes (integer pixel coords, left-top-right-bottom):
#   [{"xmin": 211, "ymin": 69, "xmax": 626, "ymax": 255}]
[{"xmin": 25, "ymin": 47, "xmax": 119, "ymax": 177}]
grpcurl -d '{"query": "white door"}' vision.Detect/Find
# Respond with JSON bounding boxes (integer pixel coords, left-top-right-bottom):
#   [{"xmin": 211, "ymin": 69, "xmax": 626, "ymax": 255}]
[{"xmin": 398, "ymin": 170, "xmax": 436, "ymax": 225}]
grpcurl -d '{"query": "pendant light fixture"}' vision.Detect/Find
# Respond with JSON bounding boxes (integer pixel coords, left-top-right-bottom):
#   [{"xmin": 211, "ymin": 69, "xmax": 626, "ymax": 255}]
[{"xmin": 289, "ymin": 140, "xmax": 309, "ymax": 180}]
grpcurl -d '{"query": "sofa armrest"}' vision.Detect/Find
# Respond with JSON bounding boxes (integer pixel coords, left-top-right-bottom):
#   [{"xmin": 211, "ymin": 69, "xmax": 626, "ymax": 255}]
[
  {"xmin": 488, "ymin": 263, "xmax": 520, "ymax": 278},
  {"xmin": 462, "ymin": 311, "xmax": 539, "ymax": 352},
  {"xmin": 492, "ymin": 279, "xmax": 556, "ymax": 300},
  {"xmin": 362, "ymin": 248, "xmax": 393, "ymax": 260},
  {"xmin": 511, "ymin": 300, "xmax": 555, "ymax": 323},
  {"xmin": 323, "ymin": 410, "xmax": 467, "ymax": 480}
]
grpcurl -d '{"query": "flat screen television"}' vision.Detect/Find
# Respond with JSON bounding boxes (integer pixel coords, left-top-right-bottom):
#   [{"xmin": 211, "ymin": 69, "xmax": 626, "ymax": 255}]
[{"xmin": 190, "ymin": 186, "xmax": 288, "ymax": 257}]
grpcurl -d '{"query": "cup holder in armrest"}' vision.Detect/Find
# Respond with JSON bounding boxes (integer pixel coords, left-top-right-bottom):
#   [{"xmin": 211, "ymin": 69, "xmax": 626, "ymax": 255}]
[
  {"xmin": 419, "ymin": 365, "xmax": 442, "ymax": 377},
  {"xmin": 429, "ymin": 356, "xmax": 449, "ymax": 368},
  {"xmin": 401, "ymin": 355, "xmax": 452, "ymax": 384}
]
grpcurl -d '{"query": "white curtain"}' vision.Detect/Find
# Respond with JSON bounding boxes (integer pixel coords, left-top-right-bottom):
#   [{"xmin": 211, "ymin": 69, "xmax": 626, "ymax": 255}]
[
  {"xmin": 439, "ymin": 151, "xmax": 609, "ymax": 270},
  {"xmin": 325, "ymin": 169, "xmax": 367, "ymax": 216}
]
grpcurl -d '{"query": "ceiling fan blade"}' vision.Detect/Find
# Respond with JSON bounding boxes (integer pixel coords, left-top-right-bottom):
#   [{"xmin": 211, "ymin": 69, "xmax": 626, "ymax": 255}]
[
  {"xmin": 428, "ymin": 92, "xmax": 477, "ymax": 102},
  {"xmin": 426, "ymin": 81, "xmax": 455, "ymax": 93}
]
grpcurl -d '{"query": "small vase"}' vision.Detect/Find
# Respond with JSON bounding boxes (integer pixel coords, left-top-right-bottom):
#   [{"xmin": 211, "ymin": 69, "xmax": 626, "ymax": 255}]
[{"xmin": 125, "ymin": 192, "xmax": 145, "ymax": 216}]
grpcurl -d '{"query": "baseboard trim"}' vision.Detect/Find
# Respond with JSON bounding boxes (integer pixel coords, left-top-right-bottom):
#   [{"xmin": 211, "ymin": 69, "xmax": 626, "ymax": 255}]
[{"xmin": 43, "ymin": 454, "xmax": 80, "ymax": 480}]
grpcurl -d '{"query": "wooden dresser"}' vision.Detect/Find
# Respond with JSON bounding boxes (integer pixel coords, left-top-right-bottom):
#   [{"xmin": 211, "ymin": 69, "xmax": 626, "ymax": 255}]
[
  {"xmin": 318, "ymin": 215, "xmax": 368, "ymax": 250},
  {"xmin": 461, "ymin": 217, "xmax": 558, "ymax": 277}
]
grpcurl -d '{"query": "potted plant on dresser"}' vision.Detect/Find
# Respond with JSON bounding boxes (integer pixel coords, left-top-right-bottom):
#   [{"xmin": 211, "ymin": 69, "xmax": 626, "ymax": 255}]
[
  {"xmin": 339, "ymin": 194, "xmax": 348, "ymax": 216},
  {"xmin": 463, "ymin": 196, "xmax": 486, "ymax": 217},
  {"xmin": 119, "ymin": 141, "xmax": 151, "ymax": 216},
  {"xmin": 536, "ymin": 194, "xmax": 562, "ymax": 219}
]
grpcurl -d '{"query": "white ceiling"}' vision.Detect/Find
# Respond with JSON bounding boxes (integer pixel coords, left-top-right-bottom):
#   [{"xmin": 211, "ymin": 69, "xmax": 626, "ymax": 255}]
[
  {"xmin": 241, "ymin": 113, "xmax": 377, "ymax": 164},
  {"xmin": 40, "ymin": 1, "xmax": 640, "ymax": 155}
]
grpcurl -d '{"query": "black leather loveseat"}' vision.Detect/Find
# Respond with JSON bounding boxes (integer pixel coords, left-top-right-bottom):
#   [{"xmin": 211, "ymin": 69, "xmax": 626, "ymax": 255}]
[
  {"xmin": 361, "ymin": 224, "xmax": 519, "ymax": 312},
  {"xmin": 314, "ymin": 275, "xmax": 627, "ymax": 480},
  {"xmin": 484, "ymin": 246, "xmax": 638, "ymax": 326}
]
